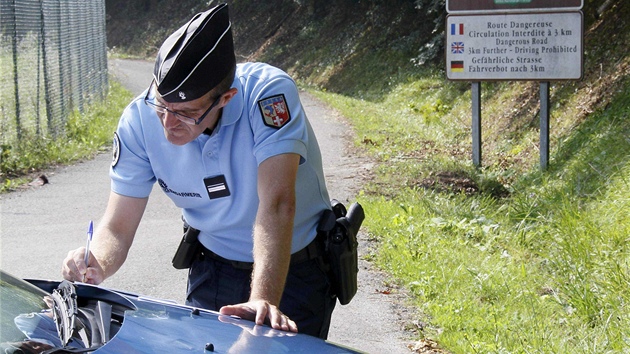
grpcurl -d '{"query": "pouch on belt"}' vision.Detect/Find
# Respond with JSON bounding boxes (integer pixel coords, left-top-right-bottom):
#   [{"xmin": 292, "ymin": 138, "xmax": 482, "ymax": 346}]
[{"xmin": 172, "ymin": 223, "xmax": 201, "ymax": 270}]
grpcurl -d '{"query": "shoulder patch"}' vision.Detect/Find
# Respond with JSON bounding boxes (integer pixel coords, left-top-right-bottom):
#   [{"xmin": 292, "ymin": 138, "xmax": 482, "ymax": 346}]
[
  {"xmin": 112, "ymin": 132, "xmax": 120, "ymax": 168},
  {"xmin": 258, "ymin": 94, "xmax": 291, "ymax": 129}
]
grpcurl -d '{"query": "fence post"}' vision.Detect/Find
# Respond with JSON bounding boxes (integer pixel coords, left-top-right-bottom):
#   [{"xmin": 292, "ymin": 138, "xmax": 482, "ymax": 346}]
[
  {"xmin": 57, "ymin": 0, "xmax": 67, "ymax": 126},
  {"xmin": 40, "ymin": 0, "xmax": 54, "ymax": 136},
  {"xmin": 11, "ymin": 0, "xmax": 22, "ymax": 141}
]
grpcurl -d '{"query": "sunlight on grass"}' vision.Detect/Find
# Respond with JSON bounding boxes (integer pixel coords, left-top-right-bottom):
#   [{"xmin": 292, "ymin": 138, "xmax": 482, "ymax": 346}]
[{"xmin": 310, "ymin": 59, "xmax": 630, "ymax": 352}]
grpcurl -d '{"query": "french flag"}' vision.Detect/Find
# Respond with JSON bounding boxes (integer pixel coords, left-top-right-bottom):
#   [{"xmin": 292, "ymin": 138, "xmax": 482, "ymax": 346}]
[{"xmin": 451, "ymin": 23, "xmax": 464, "ymax": 35}]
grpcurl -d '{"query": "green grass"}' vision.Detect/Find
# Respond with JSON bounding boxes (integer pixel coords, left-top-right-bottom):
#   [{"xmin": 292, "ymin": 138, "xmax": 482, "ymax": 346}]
[
  {"xmin": 302, "ymin": 4, "xmax": 630, "ymax": 350},
  {"xmin": 0, "ymin": 79, "xmax": 133, "ymax": 192},
  {"xmin": 308, "ymin": 54, "xmax": 630, "ymax": 353}
]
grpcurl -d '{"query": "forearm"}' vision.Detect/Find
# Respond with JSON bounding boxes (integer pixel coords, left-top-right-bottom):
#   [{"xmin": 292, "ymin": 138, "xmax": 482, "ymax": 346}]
[
  {"xmin": 91, "ymin": 225, "xmax": 133, "ymax": 280},
  {"xmin": 92, "ymin": 191, "xmax": 146, "ymax": 280},
  {"xmin": 249, "ymin": 153, "xmax": 299, "ymax": 305},
  {"xmin": 249, "ymin": 203, "xmax": 294, "ymax": 305}
]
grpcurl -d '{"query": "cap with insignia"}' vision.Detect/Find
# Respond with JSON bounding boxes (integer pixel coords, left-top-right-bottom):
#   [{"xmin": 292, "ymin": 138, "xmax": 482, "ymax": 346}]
[{"xmin": 153, "ymin": 3, "xmax": 235, "ymax": 102}]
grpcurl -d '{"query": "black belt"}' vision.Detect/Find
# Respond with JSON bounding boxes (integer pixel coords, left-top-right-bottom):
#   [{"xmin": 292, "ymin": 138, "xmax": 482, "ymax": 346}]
[{"xmin": 200, "ymin": 237, "xmax": 323, "ymax": 270}]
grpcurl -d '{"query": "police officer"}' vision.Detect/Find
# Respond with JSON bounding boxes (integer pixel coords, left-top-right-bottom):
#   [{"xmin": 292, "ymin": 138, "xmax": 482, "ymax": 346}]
[{"xmin": 62, "ymin": 3, "xmax": 336, "ymax": 339}]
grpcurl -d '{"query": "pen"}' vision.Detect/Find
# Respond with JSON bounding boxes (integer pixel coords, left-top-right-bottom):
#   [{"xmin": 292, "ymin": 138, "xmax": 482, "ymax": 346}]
[{"xmin": 84, "ymin": 220, "xmax": 93, "ymax": 269}]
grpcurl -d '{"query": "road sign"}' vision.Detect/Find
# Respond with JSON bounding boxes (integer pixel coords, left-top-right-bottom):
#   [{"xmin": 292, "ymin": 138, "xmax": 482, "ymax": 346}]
[
  {"xmin": 446, "ymin": 12, "xmax": 583, "ymax": 81},
  {"xmin": 447, "ymin": 0, "xmax": 583, "ymax": 14}
]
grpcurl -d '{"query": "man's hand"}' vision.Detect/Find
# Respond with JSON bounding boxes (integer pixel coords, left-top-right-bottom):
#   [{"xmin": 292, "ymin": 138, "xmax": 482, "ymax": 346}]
[
  {"xmin": 219, "ymin": 300, "xmax": 298, "ymax": 333},
  {"xmin": 61, "ymin": 247, "xmax": 105, "ymax": 285}
]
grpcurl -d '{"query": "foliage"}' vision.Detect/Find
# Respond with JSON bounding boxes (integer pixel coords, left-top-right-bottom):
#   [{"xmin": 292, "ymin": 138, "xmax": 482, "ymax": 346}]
[
  {"xmin": 311, "ymin": 70, "xmax": 630, "ymax": 353},
  {"xmin": 0, "ymin": 79, "xmax": 132, "ymax": 192}
]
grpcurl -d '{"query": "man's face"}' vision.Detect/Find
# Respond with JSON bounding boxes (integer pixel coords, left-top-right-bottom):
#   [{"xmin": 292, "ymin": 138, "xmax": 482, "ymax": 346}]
[{"xmin": 154, "ymin": 91, "xmax": 220, "ymax": 146}]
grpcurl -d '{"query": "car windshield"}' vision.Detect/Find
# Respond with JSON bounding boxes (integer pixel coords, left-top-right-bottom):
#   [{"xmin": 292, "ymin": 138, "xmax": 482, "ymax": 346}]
[{"xmin": 0, "ymin": 271, "xmax": 62, "ymax": 352}]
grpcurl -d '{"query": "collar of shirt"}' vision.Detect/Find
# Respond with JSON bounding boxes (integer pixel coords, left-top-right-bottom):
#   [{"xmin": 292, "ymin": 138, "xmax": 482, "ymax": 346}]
[{"xmin": 218, "ymin": 78, "xmax": 243, "ymax": 128}]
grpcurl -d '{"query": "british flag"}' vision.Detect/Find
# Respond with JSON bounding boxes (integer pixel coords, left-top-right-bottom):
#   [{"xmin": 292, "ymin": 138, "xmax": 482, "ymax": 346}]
[{"xmin": 451, "ymin": 42, "xmax": 465, "ymax": 54}]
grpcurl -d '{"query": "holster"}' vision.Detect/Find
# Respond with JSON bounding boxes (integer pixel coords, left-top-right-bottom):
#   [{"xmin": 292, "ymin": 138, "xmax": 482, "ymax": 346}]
[
  {"xmin": 172, "ymin": 223, "xmax": 201, "ymax": 270},
  {"xmin": 318, "ymin": 200, "xmax": 365, "ymax": 305}
]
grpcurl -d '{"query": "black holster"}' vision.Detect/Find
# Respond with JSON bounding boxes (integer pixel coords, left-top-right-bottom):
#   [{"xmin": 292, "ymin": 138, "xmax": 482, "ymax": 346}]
[
  {"xmin": 318, "ymin": 200, "xmax": 365, "ymax": 305},
  {"xmin": 172, "ymin": 223, "xmax": 201, "ymax": 270}
]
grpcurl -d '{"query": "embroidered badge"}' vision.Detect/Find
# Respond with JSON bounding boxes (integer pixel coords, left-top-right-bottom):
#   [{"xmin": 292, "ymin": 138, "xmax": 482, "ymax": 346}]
[
  {"xmin": 158, "ymin": 178, "xmax": 202, "ymax": 198},
  {"xmin": 111, "ymin": 132, "xmax": 120, "ymax": 168},
  {"xmin": 178, "ymin": 91, "xmax": 187, "ymax": 100},
  {"xmin": 258, "ymin": 94, "xmax": 291, "ymax": 129}
]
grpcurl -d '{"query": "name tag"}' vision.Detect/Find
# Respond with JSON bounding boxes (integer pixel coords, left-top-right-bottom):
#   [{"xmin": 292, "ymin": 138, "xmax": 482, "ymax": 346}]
[{"xmin": 203, "ymin": 175, "xmax": 230, "ymax": 199}]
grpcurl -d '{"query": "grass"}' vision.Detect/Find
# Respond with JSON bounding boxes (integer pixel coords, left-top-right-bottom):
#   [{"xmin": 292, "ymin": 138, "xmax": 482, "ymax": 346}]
[
  {"xmin": 306, "ymin": 4, "xmax": 630, "ymax": 351},
  {"xmin": 306, "ymin": 14, "xmax": 630, "ymax": 349},
  {"xmin": 0, "ymin": 79, "xmax": 133, "ymax": 192}
]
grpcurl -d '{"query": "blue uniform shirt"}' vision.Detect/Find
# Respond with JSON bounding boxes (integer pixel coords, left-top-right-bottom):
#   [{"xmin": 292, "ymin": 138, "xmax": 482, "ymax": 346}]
[{"xmin": 111, "ymin": 62, "xmax": 331, "ymax": 262}]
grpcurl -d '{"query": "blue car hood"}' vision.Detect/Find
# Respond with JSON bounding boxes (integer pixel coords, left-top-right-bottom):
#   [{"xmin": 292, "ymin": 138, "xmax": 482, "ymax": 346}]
[
  {"xmin": 25, "ymin": 279, "xmax": 360, "ymax": 354},
  {"xmin": 104, "ymin": 296, "xmax": 356, "ymax": 353}
]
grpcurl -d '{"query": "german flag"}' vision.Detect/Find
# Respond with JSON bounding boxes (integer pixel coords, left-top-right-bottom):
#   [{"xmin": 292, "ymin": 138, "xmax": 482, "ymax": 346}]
[{"xmin": 450, "ymin": 61, "xmax": 464, "ymax": 73}]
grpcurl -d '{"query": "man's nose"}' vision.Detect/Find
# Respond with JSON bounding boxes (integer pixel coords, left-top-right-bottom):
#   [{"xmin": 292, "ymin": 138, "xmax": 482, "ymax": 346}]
[{"xmin": 162, "ymin": 110, "xmax": 182, "ymax": 128}]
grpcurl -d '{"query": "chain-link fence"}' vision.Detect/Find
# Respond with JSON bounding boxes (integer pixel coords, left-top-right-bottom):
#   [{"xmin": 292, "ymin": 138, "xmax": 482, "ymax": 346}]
[{"xmin": 0, "ymin": 0, "xmax": 107, "ymax": 146}]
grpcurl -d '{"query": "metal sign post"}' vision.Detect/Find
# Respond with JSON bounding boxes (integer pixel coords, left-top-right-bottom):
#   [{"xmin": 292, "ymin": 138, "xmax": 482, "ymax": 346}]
[
  {"xmin": 472, "ymin": 82, "xmax": 482, "ymax": 166},
  {"xmin": 540, "ymin": 82, "xmax": 550, "ymax": 170}
]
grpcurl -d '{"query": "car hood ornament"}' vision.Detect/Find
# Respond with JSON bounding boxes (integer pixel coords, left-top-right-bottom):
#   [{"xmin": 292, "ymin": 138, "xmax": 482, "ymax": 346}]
[{"xmin": 50, "ymin": 280, "xmax": 78, "ymax": 347}]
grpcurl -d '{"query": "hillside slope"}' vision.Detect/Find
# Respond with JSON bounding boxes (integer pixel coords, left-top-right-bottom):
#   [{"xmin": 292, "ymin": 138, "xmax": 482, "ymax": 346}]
[
  {"xmin": 106, "ymin": 1, "xmax": 627, "ymax": 147},
  {"xmin": 106, "ymin": 0, "xmax": 438, "ymax": 91}
]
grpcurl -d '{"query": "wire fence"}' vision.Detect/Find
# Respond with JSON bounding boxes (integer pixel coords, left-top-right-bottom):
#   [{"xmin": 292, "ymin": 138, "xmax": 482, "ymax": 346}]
[{"xmin": 0, "ymin": 0, "xmax": 108, "ymax": 147}]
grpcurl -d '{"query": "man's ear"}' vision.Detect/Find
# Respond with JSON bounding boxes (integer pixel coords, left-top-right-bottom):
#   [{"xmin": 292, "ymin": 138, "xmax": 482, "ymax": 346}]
[{"xmin": 219, "ymin": 88, "xmax": 238, "ymax": 107}]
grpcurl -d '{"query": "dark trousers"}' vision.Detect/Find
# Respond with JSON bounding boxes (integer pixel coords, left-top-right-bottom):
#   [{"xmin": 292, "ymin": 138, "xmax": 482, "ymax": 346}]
[{"xmin": 185, "ymin": 250, "xmax": 336, "ymax": 339}]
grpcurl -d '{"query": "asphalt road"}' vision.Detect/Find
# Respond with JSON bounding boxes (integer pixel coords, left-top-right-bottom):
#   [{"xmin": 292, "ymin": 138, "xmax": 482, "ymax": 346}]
[{"xmin": 0, "ymin": 59, "xmax": 412, "ymax": 353}]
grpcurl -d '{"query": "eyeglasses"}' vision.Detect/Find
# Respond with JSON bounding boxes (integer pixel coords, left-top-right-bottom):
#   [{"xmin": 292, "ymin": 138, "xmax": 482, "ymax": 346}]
[{"xmin": 143, "ymin": 81, "xmax": 221, "ymax": 126}]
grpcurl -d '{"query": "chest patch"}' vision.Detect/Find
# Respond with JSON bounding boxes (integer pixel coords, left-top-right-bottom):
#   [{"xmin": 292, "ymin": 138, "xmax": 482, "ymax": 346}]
[
  {"xmin": 203, "ymin": 175, "xmax": 231, "ymax": 199},
  {"xmin": 258, "ymin": 94, "xmax": 291, "ymax": 129}
]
